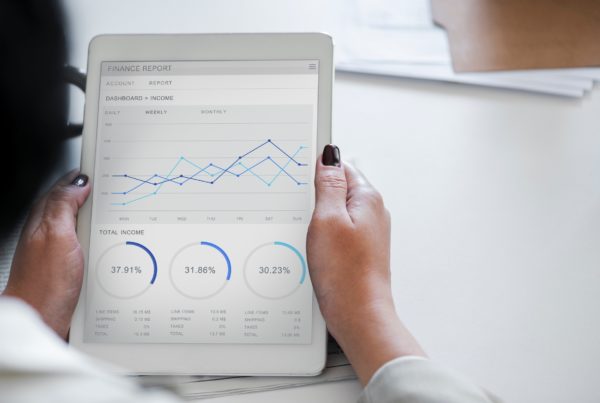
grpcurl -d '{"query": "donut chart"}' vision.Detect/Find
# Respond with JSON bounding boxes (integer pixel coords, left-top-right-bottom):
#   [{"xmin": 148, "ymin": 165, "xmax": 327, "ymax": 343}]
[
  {"xmin": 243, "ymin": 241, "xmax": 307, "ymax": 299},
  {"xmin": 169, "ymin": 241, "xmax": 232, "ymax": 299},
  {"xmin": 96, "ymin": 241, "xmax": 157, "ymax": 299}
]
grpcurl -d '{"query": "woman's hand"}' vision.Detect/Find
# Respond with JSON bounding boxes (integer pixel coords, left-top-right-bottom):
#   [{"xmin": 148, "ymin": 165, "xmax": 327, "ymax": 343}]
[
  {"xmin": 3, "ymin": 171, "xmax": 90, "ymax": 340},
  {"xmin": 307, "ymin": 145, "xmax": 425, "ymax": 385}
]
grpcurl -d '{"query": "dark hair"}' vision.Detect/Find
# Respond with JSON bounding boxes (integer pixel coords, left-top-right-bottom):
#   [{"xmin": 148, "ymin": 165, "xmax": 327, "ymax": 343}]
[{"xmin": 0, "ymin": 0, "xmax": 67, "ymax": 237}]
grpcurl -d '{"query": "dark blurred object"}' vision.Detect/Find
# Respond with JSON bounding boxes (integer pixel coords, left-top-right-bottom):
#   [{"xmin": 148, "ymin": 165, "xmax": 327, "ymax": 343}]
[
  {"xmin": 64, "ymin": 65, "xmax": 86, "ymax": 138},
  {"xmin": 0, "ymin": 0, "xmax": 67, "ymax": 238},
  {"xmin": 432, "ymin": 0, "xmax": 600, "ymax": 72}
]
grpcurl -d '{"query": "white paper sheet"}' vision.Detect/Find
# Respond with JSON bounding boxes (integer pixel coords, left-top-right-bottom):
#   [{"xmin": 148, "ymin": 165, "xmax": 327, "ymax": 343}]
[
  {"xmin": 354, "ymin": 0, "xmax": 433, "ymax": 28},
  {"xmin": 136, "ymin": 339, "xmax": 356, "ymax": 400}
]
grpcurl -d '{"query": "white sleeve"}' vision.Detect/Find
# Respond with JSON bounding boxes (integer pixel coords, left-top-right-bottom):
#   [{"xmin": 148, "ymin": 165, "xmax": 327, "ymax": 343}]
[
  {"xmin": 0, "ymin": 297, "xmax": 182, "ymax": 403},
  {"xmin": 358, "ymin": 356, "xmax": 499, "ymax": 403}
]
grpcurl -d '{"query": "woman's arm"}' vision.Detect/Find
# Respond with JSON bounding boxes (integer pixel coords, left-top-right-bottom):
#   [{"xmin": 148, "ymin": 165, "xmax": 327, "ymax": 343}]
[
  {"xmin": 307, "ymin": 145, "xmax": 426, "ymax": 384},
  {"xmin": 308, "ymin": 145, "xmax": 496, "ymax": 403},
  {"xmin": 3, "ymin": 171, "xmax": 90, "ymax": 339}
]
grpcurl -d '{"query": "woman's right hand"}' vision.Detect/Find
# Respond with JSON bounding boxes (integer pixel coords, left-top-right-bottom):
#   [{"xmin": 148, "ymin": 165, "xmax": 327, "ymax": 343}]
[{"xmin": 307, "ymin": 145, "xmax": 426, "ymax": 385}]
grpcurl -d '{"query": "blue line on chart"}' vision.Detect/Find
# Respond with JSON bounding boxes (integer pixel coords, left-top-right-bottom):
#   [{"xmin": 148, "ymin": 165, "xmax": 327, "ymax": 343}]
[{"xmin": 110, "ymin": 139, "xmax": 308, "ymax": 206}]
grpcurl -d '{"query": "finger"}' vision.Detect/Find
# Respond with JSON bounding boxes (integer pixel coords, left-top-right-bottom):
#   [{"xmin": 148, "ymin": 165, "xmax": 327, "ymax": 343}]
[
  {"xmin": 344, "ymin": 162, "xmax": 372, "ymax": 195},
  {"xmin": 24, "ymin": 170, "xmax": 91, "ymax": 234},
  {"xmin": 344, "ymin": 163, "xmax": 385, "ymax": 220},
  {"xmin": 22, "ymin": 169, "xmax": 79, "ymax": 231},
  {"xmin": 44, "ymin": 172, "xmax": 91, "ymax": 225},
  {"xmin": 314, "ymin": 145, "xmax": 350, "ymax": 220}
]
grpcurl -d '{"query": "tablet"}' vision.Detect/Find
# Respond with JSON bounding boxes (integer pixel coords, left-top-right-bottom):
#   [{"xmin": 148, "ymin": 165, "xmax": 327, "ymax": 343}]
[{"xmin": 70, "ymin": 34, "xmax": 332, "ymax": 375}]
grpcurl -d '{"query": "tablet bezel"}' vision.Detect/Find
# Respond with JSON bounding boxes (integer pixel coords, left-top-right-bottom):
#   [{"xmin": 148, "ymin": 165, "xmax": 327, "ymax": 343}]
[{"xmin": 70, "ymin": 33, "xmax": 332, "ymax": 375}]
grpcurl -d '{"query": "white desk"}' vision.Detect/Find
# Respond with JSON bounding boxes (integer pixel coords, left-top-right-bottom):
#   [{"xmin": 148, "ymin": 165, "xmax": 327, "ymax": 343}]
[{"xmin": 63, "ymin": 2, "xmax": 600, "ymax": 402}]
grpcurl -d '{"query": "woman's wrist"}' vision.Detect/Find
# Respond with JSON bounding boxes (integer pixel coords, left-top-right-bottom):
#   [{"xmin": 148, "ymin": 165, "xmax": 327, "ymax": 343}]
[
  {"xmin": 320, "ymin": 279, "xmax": 395, "ymax": 337},
  {"xmin": 327, "ymin": 296, "xmax": 426, "ymax": 385},
  {"xmin": 3, "ymin": 285, "xmax": 73, "ymax": 340}
]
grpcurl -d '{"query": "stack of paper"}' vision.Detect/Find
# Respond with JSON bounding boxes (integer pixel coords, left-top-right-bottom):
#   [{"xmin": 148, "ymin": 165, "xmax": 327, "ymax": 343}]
[
  {"xmin": 136, "ymin": 339, "xmax": 356, "ymax": 400},
  {"xmin": 333, "ymin": 0, "xmax": 600, "ymax": 97}
]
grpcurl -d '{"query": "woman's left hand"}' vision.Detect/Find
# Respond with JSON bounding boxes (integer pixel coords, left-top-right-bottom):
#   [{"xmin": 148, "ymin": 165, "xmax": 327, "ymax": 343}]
[{"xmin": 3, "ymin": 171, "xmax": 90, "ymax": 340}]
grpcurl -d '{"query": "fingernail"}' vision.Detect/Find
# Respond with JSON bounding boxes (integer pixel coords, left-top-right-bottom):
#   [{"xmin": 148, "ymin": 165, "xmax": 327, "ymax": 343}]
[
  {"xmin": 71, "ymin": 174, "xmax": 88, "ymax": 187},
  {"xmin": 322, "ymin": 144, "xmax": 341, "ymax": 167}
]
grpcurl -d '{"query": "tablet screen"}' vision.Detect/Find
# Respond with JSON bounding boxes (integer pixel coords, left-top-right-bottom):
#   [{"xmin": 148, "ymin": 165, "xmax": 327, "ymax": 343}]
[{"xmin": 85, "ymin": 60, "xmax": 318, "ymax": 344}]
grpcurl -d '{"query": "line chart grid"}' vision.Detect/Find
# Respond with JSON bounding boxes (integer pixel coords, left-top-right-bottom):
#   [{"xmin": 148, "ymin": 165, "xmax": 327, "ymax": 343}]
[
  {"xmin": 94, "ymin": 104, "xmax": 314, "ymax": 221},
  {"xmin": 111, "ymin": 140, "xmax": 309, "ymax": 206}
]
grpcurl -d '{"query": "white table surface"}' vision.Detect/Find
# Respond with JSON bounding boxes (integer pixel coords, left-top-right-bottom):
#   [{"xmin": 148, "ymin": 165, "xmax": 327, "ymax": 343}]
[{"xmin": 62, "ymin": 1, "xmax": 600, "ymax": 403}]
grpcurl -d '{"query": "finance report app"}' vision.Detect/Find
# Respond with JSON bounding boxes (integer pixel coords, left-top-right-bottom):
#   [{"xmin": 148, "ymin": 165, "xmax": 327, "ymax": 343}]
[{"xmin": 85, "ymin": 60, "xmax": 318, "ymax": 344}]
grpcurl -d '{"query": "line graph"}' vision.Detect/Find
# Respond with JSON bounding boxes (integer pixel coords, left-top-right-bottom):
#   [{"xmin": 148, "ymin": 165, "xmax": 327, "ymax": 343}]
[
  {"xmin": 110, "ymin": 140, "xmax": 309, "ymax": 206},
  {"xmin": 94, "ymin": 104, "xmax": 314, "ymax": 222}
]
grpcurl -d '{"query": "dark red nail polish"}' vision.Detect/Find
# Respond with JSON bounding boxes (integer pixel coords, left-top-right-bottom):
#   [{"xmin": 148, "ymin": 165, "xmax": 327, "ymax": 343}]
[
  {"xmin": 322, "ymin": 144, "xmax": 341, "ymax": 167},
  {"xmin": 72, "ymin": 174, "xmax": 88, "ymax": 187}
]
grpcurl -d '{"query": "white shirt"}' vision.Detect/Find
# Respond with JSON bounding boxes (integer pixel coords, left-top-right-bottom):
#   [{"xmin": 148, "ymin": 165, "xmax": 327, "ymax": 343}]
[{"xmin": 0, "ymin": 297, "xmax": 497, "ymax": 403}]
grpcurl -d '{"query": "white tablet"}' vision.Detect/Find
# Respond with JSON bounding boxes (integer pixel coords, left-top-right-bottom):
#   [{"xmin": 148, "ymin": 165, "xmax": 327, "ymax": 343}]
[{"xmin": 70, "ymin": 34, "xmax": 332, "ymax": 375}]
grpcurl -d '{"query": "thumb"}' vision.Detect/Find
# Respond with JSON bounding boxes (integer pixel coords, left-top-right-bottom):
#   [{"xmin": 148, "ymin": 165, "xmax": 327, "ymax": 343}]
[
  {"xmin": 314, "ymin": 145, "xmax": 349, "ymax": 219},
  {"xmin": 25, "ymin": 171, "xmax": 91, "ymax": 233}
]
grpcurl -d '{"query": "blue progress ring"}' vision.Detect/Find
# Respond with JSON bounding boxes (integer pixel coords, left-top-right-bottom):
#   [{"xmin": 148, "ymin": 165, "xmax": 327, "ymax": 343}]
[
  {"xmin": 126, "ymin": 241, "xmax": 158, "ymax": 284},
  {"xmin": 201, "ymin": 241, "xmax": 232, "ymax": 280},
  {"xmin": 274, "ymin": 241, "xmax": 307, "ymax": 284}
]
